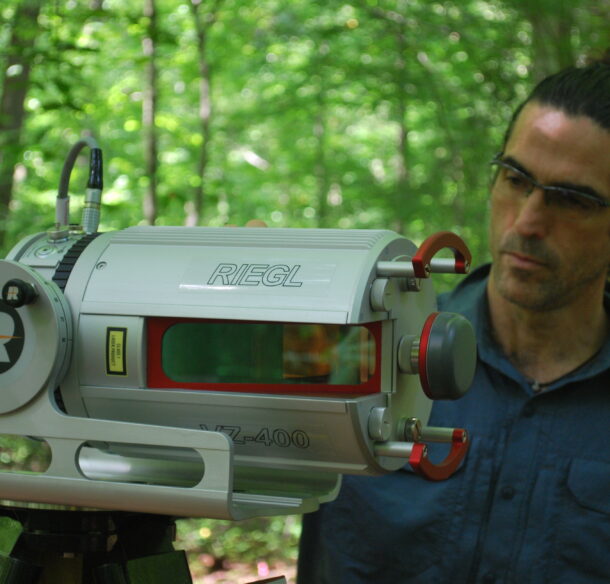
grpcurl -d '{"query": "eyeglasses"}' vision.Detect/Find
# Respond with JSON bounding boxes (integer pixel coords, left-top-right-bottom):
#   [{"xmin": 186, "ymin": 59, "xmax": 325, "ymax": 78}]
[{"xmin": 490, "ymin": 154, "xmax": 610, "ymax": 215}]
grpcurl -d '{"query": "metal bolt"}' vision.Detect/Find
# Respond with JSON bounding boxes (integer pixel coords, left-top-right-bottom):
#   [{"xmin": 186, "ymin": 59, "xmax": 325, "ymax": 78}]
[
  {"xmin": 397, "ymin": 335, "xmax": 419, "ymax": 374},
  {"xmin": 401, "ymin": 417, "xmax": 422, "ymax": 442},
  {"xmin": 368, "ymin": 407, "xmax": 392, "ymax": 442}
]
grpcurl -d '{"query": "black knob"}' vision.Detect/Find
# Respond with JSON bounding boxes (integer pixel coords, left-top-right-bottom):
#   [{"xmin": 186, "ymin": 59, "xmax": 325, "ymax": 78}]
[
  {"xmin": 420, "ymin": 312, "xmax": 476, "ymax": 400},
  {"xmin": 2, "ymin": 279, "xmax": 37, "ymax": 308}
]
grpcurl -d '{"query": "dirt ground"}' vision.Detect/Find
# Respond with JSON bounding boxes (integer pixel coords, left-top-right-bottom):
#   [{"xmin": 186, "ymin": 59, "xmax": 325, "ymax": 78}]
[{"xmin": 191, "ymin": 559, "xmax": 297, "ymax": 584}]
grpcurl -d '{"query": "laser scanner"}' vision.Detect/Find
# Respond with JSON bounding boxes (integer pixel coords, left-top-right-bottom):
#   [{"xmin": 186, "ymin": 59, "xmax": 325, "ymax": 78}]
[{"xmin": 0, "ymin": 140, "xmax": 476, "ymax": 520}]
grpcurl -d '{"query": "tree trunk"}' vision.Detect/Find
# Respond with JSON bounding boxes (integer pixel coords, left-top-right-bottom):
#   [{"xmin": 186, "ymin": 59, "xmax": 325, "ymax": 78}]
[
  {"xmin": 0, "ymin": 0, "xmax": 42, "ymax": 249},
  {"xmin": 520, "ymin": 0, "xmax": 575, "ymax": 79},
  {"xmin": 142, "ymin": 0, "xmax": 158, "ymax": 225},
  {"xmin": 186, "ymin": 0, "xmax": 220, "ymax": 227},
  {"xmin": 314, "ymin": 102, "xmax": 329, "ymax": 228},
  {"xmin": 393, "ymin": 25, "xmax": 409, "ymax": 234},
  {"xmin": 314, "ymin": 42, "xmax": 330, "ymax": 228}
]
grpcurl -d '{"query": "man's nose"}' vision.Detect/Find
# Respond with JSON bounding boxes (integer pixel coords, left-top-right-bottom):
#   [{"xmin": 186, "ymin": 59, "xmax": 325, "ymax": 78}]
[{"xmin": 512, "ymin": 188, "xmax": 551, "ymax": 238}]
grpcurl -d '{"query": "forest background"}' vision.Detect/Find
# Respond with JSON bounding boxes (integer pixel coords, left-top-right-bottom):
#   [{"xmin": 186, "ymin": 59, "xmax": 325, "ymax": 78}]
[{"xmin": 0, "ymin": 0, "xmax": 608, "ymax": 582}]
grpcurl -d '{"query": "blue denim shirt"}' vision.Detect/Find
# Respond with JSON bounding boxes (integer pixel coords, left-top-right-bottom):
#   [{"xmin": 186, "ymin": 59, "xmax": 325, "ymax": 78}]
[{"xmin": 298, "ymin": 264, "xmax": 610, "ymax": 584}]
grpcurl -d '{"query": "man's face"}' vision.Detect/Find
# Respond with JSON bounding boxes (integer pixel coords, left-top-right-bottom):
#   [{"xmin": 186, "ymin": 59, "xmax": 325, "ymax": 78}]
[{"xmin": 488, "ymin": 102, "xmax": 610, "ymax": 311}]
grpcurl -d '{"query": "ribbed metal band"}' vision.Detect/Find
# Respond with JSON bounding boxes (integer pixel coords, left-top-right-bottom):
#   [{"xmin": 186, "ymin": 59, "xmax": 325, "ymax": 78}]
[{"xmin": 52, "ymin": 233, "xmax": 100, "ymax": 292}]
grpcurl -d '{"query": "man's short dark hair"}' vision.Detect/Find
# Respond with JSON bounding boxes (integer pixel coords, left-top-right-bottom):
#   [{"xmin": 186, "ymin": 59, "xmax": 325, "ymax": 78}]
[{"xmin": 502, "ymin": 49, "xmax": 610, "ymax": 147}]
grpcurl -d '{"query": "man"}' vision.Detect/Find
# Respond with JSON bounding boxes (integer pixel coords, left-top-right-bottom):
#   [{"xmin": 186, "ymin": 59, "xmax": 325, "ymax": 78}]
[{"xmin": 298, "ymin": 54, "xmax": 610, "ymax": 584}]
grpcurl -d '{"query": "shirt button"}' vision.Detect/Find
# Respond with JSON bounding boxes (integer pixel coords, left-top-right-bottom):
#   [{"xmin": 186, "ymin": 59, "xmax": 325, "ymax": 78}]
[
  {"xmin": 501, "ymin": 486, "xmax": 516, "ymax": 500},
  {"xmin": 522, "ymin": 403, "xmax": 536, "ymax": 417}
]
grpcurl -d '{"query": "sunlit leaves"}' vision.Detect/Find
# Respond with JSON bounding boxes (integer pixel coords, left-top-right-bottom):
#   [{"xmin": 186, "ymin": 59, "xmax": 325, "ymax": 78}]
[{"xmin": 1, "ymin": 0, "xmax": 606, "ymax": 261}]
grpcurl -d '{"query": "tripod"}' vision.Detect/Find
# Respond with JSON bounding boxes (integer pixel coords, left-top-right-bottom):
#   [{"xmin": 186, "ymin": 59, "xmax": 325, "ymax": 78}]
[
  {"xmin": 0, "ymin": 507, "xmax": 288, "ymax": 583},
  {"xmin": 0, "ymin": 507, "xmax": 192, "ymax": 583}
]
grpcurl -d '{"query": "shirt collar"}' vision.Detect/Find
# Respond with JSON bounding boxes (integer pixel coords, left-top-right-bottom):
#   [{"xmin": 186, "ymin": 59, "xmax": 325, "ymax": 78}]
[{"xmin": 439, "ymin": 263, "xmax": 610, "ymax": 393}]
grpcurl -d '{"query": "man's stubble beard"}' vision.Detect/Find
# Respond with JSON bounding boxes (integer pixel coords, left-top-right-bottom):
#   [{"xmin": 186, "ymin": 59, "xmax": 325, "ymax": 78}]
[{"xmin": 492, "ymin": 233, "xmax": 607, "ymax": 312}]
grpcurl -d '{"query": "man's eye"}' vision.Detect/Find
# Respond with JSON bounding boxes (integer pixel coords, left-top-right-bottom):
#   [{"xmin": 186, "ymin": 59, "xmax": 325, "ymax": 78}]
[
  {"xmin": 552, "ymin": 189, "xmax": 597, "ymax": 211},
  {"xmin": 503, "ymin": 172, "xmax": 530, "ymax": 191}
]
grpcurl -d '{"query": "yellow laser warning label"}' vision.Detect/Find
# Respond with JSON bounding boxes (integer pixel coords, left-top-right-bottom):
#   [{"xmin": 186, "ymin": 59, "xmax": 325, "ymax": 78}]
[{"xmin": 106, "ymin": 327, "xmax": 127, "ymax": 375}]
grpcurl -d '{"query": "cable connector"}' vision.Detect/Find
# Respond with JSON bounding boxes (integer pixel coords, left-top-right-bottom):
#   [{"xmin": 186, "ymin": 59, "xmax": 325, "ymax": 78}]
[{"xmin": 55, "ymin": 138, "xmax": 103, "ymax": 235}]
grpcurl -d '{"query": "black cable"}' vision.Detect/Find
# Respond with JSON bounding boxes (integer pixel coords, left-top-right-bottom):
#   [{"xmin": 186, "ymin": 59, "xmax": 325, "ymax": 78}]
[{"xmin": 57, "ymin": 137, "xmax": 99, "ymax": 200}]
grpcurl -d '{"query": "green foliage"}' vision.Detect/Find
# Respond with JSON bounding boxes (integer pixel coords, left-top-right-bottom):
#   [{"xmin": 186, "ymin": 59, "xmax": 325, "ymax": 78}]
[
  {"xmin": 0, "ymin": 434, "xmax": 51, "ymax": 472},
  {"xmin": 176, "ymin": 514, "xmax": 301, "ymax": 572},
  {"xmin": 4, "ymin": 1, "xmax": 604, "ymax": 258},
  {"xmin": 2, "ymin": 0, "xmax": 605, "ymax": 261}
]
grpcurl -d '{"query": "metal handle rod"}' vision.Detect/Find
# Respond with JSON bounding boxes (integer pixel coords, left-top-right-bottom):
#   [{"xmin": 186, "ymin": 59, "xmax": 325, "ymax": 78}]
[
  {"xmin": 373, "ymin": 441, "xmax": 416, "ymax": 458},
  {"xmin": 376, "ymin": 258, "xmax": 461, "ymax": 278},
  {"xmin": 422, "ymin": 426, "xmax": 468, "ymax": 443}
]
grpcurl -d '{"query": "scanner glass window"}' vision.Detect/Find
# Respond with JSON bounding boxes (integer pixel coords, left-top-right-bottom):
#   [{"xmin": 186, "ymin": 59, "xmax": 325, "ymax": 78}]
[{"xmin": 157, "ymin": 321, "xmax": 377, "ymax": 389}]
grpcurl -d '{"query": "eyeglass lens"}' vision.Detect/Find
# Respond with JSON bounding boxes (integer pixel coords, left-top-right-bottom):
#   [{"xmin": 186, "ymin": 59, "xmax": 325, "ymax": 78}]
[{"xmin": 491, "ymin": 160, "xmax": 607, "ymax": 213}]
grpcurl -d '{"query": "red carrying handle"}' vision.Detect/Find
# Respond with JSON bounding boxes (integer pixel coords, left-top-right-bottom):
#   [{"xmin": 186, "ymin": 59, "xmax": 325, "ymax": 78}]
[
  {"xmin": 409, "ymin": 428, "xmax": 469, "ymax": 481},
  {"xmin": 411, "ymin": 231, "xmax": 472, "ymax": 278}
]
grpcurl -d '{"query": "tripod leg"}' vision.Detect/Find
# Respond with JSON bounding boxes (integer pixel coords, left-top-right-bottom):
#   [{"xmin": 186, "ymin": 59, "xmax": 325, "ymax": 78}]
[
  {"xmin": 93, "ymin": 563, "xmax": 128, "ymax": 584},
  {"xmin": 0, "ymin": 554, "xmax": 40, "ymax": 584}
]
